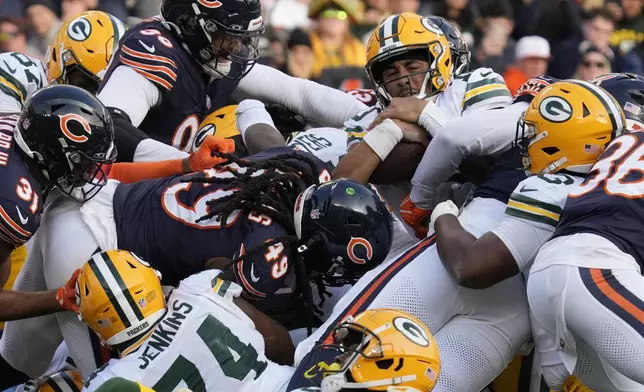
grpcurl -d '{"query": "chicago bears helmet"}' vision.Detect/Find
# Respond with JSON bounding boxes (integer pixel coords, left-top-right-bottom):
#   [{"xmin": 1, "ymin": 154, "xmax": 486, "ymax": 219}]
[
  {"xmin": 294, "ymin": 179, "xmax": 394, "ymax": 286},
  {"xmin": 161, "ymin": 0, "xmax": 265, "ymax": 80},
  {"xmin": 592, "ymin": 73, "xmax": 644, "ymax": 132},
  {"xmin": 14, "ymin": 85, "xmax": 117, "ymax": 201},
  {"xmin": 426, "ymin": 16, "xmax": 470, "ymax": 75}
]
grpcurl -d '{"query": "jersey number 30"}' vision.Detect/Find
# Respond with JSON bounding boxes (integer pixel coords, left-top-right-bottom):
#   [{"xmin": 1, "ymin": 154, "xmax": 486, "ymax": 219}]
[{"xmin": 153, "ymin": 314, "xmax": 268, "ymax": 391}]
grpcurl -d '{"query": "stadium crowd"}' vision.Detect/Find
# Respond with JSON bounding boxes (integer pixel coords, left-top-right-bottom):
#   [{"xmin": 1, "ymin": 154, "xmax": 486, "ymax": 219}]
[{"xmin": 3, "ymin": 0, "xmax": 644, "ymax": 90}]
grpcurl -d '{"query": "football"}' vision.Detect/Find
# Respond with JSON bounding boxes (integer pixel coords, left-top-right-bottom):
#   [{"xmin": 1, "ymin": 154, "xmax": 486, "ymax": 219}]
[{"xmin": 369, "ymin": 141, "xmax": 427, "ymax": 184}]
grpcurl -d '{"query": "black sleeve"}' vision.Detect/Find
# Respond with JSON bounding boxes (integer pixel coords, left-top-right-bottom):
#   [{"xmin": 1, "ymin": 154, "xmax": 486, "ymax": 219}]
[{"xmin": 108, "ymin": 107, "xmax": 150, "ymax": 163}]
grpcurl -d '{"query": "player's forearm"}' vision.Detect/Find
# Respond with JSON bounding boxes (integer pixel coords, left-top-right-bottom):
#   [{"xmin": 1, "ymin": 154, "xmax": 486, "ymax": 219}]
[
  {"xmin": 236, "ymin": 100, "xmax": 284, "ymax": 155},
  {"xmin": 235, "ymin": 65, "xmax": 367, "ymax": 128},
  {"xmin": 0, "ymin": 289, "xmax": 62, "ymax": 321},
  {"xmin": 332, "ymin": 143, "xmax": 381, "ymax": 184},
  {"xmin": 434, "ymin": 214, "xmax": 477, "ymax": 285}
]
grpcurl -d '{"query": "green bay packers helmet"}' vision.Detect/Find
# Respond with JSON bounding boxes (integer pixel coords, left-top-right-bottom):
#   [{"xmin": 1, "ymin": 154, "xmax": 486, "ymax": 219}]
[
  {"xmin": 77, "ymin": 250, "xmax": 166, "ymax": 346},
  {"xmin": 320, "ymin": 308, "xmax": 440, "ymax": 391},
  {"xmin": 366, "ymin": 13, "xmax": 452, "ymax": 106},
  {"xmin": 47, "ymin": 11, "xmax": 126, "ymax": 93},
  {"xmin": 516, "ymin": 79, "xmax": 626, "ymax": 174}
]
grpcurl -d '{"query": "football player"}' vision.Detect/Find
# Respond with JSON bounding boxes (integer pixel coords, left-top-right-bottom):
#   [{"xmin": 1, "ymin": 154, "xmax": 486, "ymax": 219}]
[
  {"xmin": 592, "ymin": 73, "xmax": 644, "ymax": 132},
  {"xmin": 526, "ymin": 83, "xmax": 644, "ymax": 389},
  {"xmin": 95, "ymin": 0, "xmax": 369, "ymax": 158},
  {"xmin": 397, "ymin": 75, "xmax": 560, "ymax": 238},
  {"xmin": 69, "ymin": 249, "xmax": 440, "ymax": 392}
]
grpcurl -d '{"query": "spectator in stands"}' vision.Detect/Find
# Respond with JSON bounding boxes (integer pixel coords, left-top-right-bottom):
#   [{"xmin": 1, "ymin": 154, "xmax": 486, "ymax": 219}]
[
  {"xmin": 24, "ymin": 0, "xmax": 61, "ymax": 58},
  {"xmin": 573, "ymin": 43, "xmax": 613, "ymax": 80},
  {"xmin": 306, "ymin": 0, "xmax": 366, "ymax": 79},
  {"xmin": 286, "ymin": 28, "xmax": 314, "ymax": 78},
  {"xmin": 432, "ymin": 0, "xmax": 478, "ymax": 35},
  {"xmin": 389, "ymin": 0, "xmax": 418, "ymax": 14},
  {"xmin": 269, "ymin": 0, "xmax": 312, "ymax": 31},
  {"xmin": 503, "ymin": 35, "xmax": 550, "ymax": 95},
  {"xmin": 0, "ymin": 17, "xmax": 41, "ymax": 58},
  {"xmin": 61, "ymin": 0, "xmax": 96, "ymax": 22},
  {"xmin": 611, "ymin": 0, "xmax": 644, "ymax": 60},
  {"xmin": 512, "ymin": 0, "xmax": 582, "ymax": 46},
  {"xmin": 363, "ymin": 0, "xmax": 389, "ymax": 25},
  {"xmin": 549, "ymin": 7, "xmax": 623, "ymax": 78},
  {"xmin": 470, "ymin": 0, "xmax": 515, "ymax": 74}
]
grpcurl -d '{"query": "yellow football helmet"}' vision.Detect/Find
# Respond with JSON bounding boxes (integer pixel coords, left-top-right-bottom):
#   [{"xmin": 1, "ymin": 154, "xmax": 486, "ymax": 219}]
[
  {"xmin": 30, "ymin": 371, "xmax": 84, "ymax": 392},
  {"xmin": 77, "ymin": 250, "xmax": 166, "ymax": 346},
  {"xmin": 93, "ymin": 377, "xmax": 158, "ymax": 392},
  {"xmin": 192, "ymin": 105, "xmax": 239, "ymax": 153},
  {"xmin": 516, "ymin": 80, "xmax": 626, "ymax": 174},
  {"xmin": 366, "ymin": 13, "xmax": 452, "ymax": 106},
  {"xmin": 320, "ymin": 308, "xmax": 440, "ymax": 392},
  {"xmin": 47, "ymin": 11, "xmax": 126, "ymax": 93}
]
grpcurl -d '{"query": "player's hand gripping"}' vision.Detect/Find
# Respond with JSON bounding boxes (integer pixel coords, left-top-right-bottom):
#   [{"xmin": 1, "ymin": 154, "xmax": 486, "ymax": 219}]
[
  {"xmin": 56, "ymin": 268, "xmax": 81, "ymax": 313},
  {"xmin": 184, "ymin": 136, "xmax": 235, "ymax": 172}
]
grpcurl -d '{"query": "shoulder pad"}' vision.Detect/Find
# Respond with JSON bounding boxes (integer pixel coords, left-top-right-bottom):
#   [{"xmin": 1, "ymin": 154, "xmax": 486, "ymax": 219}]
[
  {"xmin": 512, "ymin": 75, "xmax": 559, "ymax": 105},
  {"xmin": 460, "ymin": 67, "xmax": 511, "ymax": 111},
  {"xmin": 0, "ymin": 52, "xmax": 47, "ymax": 106},
  {"xmin": 343, "ymin": 107, "xmax": 379, "ymax": 144},
  {"xmin": 506, "ymin": 173, "xmax": 578, "ymax": 228},
  {"xmin": 117, "ymin": 24, "xmax": 181, "ymax": 91},
  {"xmin": 178, "ymin": 269, "xmax": 243, "ymax": 300}
]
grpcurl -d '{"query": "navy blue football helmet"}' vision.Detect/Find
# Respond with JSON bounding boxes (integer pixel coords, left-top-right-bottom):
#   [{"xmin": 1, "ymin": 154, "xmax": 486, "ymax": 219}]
[
  {"xmin": 592, "ymin": 73, "xmax": 644, "ymax": 132},
  {"xmin": 15, "ymin": 85, "xmax": 116, "ymax": 201},
  {"xmin": 294, "ymin": 179, "xmax": 394, "ymax": 286},
  {"xmin": 161, "ymin": 0, "xmax": 265, "ymax": 80},
  {"xmin": 427, "ymin": 16, "xmax": 470, "ymax": 74}
]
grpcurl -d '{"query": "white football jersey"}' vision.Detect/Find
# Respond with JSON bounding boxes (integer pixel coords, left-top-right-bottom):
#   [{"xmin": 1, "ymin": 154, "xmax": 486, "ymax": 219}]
[
  {"xmin": 0, "ymin": 52, "xmax": 47, "ymax": 109},
  {"xmin": 343, "ymin": 67, "xmax": 511, "ymax": 143},
  {"xmin": 491, "ymin": 173, "xmax": 583, "ymax": 272},
  {"xmin": 287, "ymin": 127, "xmax": 349, "ymax": 166},
  {"xmin": 82, "ymin": 270, "xmax": 294, "ymax": 392}
]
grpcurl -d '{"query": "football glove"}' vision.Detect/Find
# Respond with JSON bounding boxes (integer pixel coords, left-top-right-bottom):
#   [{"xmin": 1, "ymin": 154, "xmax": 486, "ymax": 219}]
[
  {"xmin": 400, "ymin": 195, "xmax": 431, "ymax": 239},
  {"xmin": 56, "ymin": 268, "xmax": 81, "ymax": 313},
  {"xmin": 186, "ymin": 135, "xmax": 235, "ymax": 172}
]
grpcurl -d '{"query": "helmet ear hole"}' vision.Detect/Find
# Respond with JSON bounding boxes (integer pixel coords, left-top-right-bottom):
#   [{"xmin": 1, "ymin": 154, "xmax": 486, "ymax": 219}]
[
  {"xmin": 542, "ymin": 147, "xmax": 560, "ymax": 155},
  {"xmin": 376, "ymin": 358, "xmax": 394, "ymax": 369}
]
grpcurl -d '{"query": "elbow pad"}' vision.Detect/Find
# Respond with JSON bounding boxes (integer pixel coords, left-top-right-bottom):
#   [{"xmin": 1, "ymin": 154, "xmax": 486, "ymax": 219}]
[{"xmin": 109, "ymin": 107, "xmax": 150, "ymax": 163}]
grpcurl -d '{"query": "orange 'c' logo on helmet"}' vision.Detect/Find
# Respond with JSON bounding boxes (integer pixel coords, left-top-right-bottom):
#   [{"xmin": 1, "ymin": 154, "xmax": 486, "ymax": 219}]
[
  {"xmin": 198, "ymin": 0, "xmax": 222, "ymax": 7},
  {"xmin": 60, "ymin": 113, "xmax": 92, "ymax": 143},
  {"xmin": 347, "ymin": 237, "xmax": 373, "ymax": 265}
]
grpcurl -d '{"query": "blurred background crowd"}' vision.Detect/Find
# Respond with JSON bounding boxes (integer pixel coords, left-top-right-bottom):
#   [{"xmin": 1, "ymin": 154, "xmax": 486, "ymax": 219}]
[{"xmin": 2, "ymin": 0, "xmax": 644, "ymax": 91}]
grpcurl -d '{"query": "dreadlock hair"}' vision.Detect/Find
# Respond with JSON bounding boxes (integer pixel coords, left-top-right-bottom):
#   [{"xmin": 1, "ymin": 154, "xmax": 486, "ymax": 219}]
[{"xmin": 186, "ymin": 151, "xmax": 324, "ymax": 333}]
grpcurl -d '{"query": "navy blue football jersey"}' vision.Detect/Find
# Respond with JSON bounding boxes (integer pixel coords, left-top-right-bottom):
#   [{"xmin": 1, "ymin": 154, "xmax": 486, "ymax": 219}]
[
  {"xmin": 554, "ymin": 132, "xmax": 644, "ymax": 269},
  {"xmin": 113, "ymin": 147, "xmax": 333, "ymax": 299},
  {"xmin": 99, "ymin": 18, "xmax": 239, "ymax": 152},
  {"xmin": 0, "ymin": 114, "xmax": 42, "ymax": 247}
]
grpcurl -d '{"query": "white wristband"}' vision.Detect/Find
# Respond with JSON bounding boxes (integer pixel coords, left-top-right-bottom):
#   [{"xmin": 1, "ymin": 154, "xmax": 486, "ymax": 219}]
[
  {"xmin": 429, "ymin": 200, "xmax": 459, "ymax": 232},
  {"xmin": 235, "ymin": 99, "xmax": 276, "ymax": 145},
  {"xmin": 418, "ymin": 99, "xmax": 448, "ymax": 135},
  {"xmin": 363, "ymin": 118, "xmax": 403, "ymax": 161}
]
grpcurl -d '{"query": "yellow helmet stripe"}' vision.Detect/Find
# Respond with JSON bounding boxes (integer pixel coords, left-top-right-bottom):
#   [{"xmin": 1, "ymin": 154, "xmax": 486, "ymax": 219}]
[{"xmin": 567, "ymin": 79, "xmax": 625, "ymax": 135}]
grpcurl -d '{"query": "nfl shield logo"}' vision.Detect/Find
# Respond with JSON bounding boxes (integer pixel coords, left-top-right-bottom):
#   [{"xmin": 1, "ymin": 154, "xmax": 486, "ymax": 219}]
[{"xmin": 138, "ymin": 298, "xmax": 147, "ymax": 308}]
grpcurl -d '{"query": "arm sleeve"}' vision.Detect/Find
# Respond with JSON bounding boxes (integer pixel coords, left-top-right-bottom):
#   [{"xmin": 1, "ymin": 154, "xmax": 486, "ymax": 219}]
[
  {"xmin": 97, "ymin": 66, "xmax": 161, "ymax": 127},
  {"xmin": 0, "ymin": 198, "xmax": 34, "ymax": 247},
  {"xmin": 108, "ymin": 160, "xmax": 183, "ymax": 183},
  {"xmin": 490, "ymin": 215, "xmax": 554, "ymax": 272},
  {"xmin": 410, "ymin": 102, "xmax": 527, "ymax": 208},
  {"xmin": 234, "ymin": 64, "xmax": 368, "ymax": 128}
]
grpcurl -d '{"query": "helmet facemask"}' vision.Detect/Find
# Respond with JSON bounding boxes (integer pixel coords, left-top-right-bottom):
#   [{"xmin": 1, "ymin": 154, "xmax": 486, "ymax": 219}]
[
  {"xmin": 176, "ymin": 4, "xmax": 264, "ymax": 80},
  {"xmin": 367, "ymin": 45, "xmax": 447, "ymax": 107}
]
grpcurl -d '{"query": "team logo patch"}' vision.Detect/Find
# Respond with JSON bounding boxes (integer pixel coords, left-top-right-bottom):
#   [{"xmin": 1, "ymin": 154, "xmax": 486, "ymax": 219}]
[
  {"xmin": 393, "ymin": 316, "xmax": 430, "ymax": 347},
  {"xmin": 192, "ymin": 124, "xmax": 215, "ymax": 153},
  {"xmin": 539, "ymin": 96, "xmax": 573, "ymax": 123},
  {"xmin": 67, "ymin": 17, "xmax": 92, "ymax": 41},
  {"xmin": 138, "ymin": 298, "xmax": 147, "ymax": 308},
  {"xmin": 59, "ymin": 113, "xmax": 91, "ymax": 143},
  {"xmin": 421, "ymin": 17, "xmax": 443, "ymax": 35},
  {"xmin": 197, "ymin": 0, "xmax": 222, "ymax": 8},
  {"xmin": 347, "ymin": 237, "xmax": 373, "ymax": 265}
]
